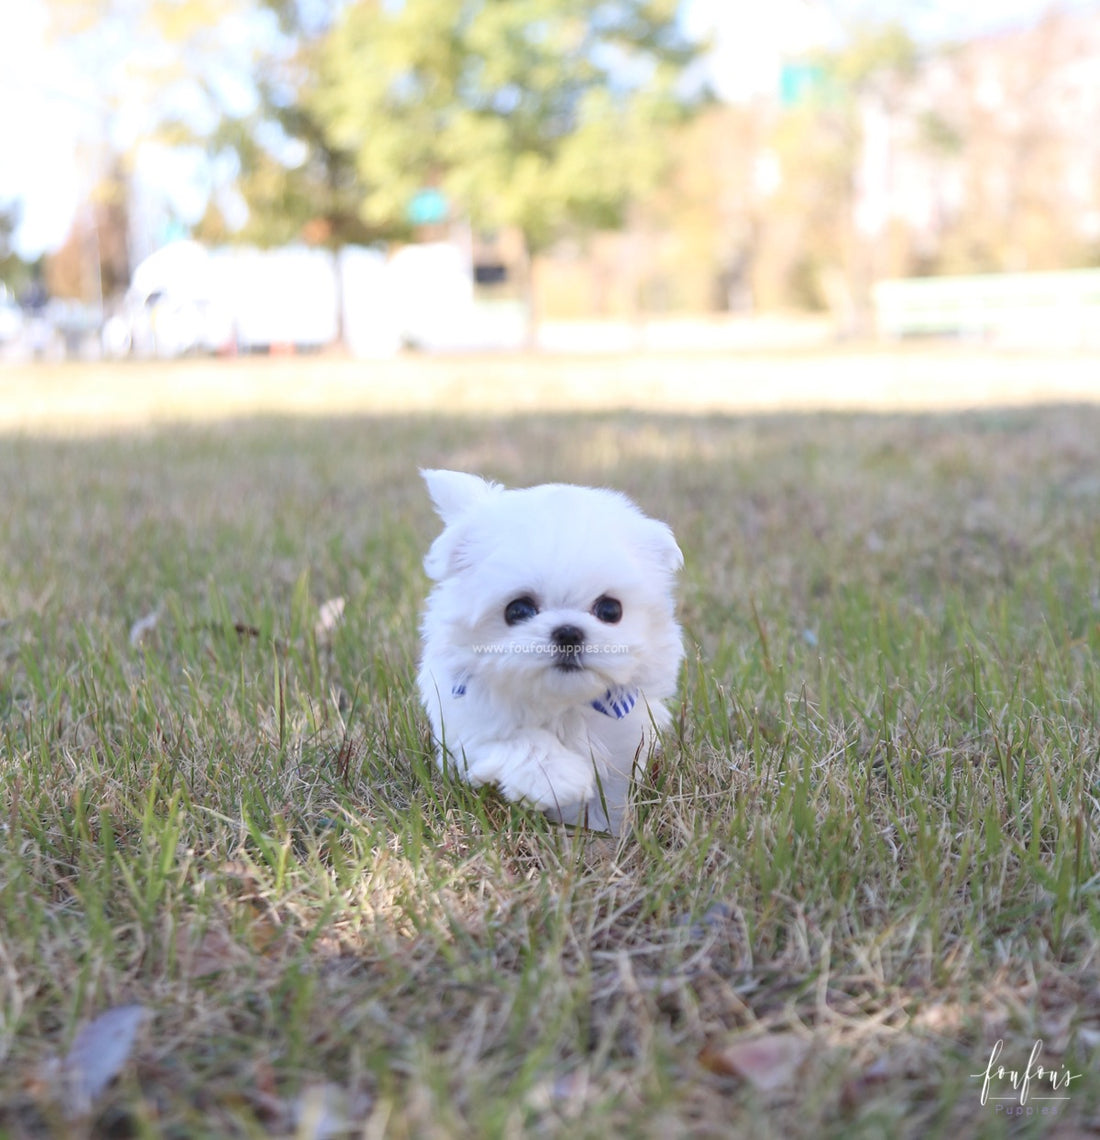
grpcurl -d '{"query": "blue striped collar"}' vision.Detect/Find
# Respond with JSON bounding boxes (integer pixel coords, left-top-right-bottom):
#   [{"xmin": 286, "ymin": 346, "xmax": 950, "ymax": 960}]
[{"xmin": 590, "ymin": 685, "xmax": 638, "ymax": 719}]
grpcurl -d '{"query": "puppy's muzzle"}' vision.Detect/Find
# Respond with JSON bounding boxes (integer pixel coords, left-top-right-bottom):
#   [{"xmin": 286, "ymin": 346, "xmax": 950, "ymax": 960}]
[{"xmin": 550, "ymin": 624, "xmax": 585, "ymax": 670}]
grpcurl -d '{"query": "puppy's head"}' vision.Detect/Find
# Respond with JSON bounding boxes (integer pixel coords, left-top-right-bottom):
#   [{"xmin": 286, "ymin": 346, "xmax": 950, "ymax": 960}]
[{"xmin": 420, "ymin": 469, "xmax": 683, "ymax": 704}]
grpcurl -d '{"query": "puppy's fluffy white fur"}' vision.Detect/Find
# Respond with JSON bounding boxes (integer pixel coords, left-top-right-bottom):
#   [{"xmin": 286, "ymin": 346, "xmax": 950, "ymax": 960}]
[{"xmin": 417, "ymin": 469, "xmax": 683, "ymax": 834}]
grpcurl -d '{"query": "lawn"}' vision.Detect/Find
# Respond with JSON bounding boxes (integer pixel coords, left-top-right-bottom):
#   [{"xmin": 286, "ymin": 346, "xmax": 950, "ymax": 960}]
[{"xmin": 1, "ymin": 350, "xmax": 1099, "ymax": 1138}]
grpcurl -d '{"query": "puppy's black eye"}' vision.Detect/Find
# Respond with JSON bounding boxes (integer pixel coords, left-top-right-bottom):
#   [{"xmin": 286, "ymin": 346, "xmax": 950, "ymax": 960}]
[
  {"xmin": 593, "ymin": 596, "xmax": 622, "ymax": 624},
  {"xmin": 505, "ymin": 596, "xmax": 539, "ymax": 625}
]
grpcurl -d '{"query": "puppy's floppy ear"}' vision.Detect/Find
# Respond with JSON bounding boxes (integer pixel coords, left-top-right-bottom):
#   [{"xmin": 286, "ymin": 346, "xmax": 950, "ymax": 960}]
[
  {"xmin": 421, "ymin": 469, "xmax": 501, "ymax": 525},
  {"xmin": 640, "ymin": 518, "xmax": 684, "ymax": 577}
]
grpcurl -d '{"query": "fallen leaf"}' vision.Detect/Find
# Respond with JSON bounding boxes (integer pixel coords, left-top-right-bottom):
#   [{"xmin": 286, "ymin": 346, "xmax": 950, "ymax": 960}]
[
  {"xmin": 246, "ymin": 911, "xmax": 286, "ymax": 956},
  {"xmin": 58, "ymin": 1004, "xmax": 149, "ymax": 1118},
  {"xmin": 219, "ymin": 859, "xmax": 257, "ymax": 880},
  {"xmin": 128, "ymin": 609, "xmax": 160, "ymax": 647},
  {"xmin": 315, "ymin": 597, "xmax": 346, "ymax": 638},
  {"xmin": 181, "ymin": 900, "xmax": 287, "ymax": 979},
  {"xmin": 700, "ymin": 1032, "xmax": 812, "ymax": 1091},
  {"xmin": 293, "ymin": 1083, "xmax": 371, "ymax": 1139},
  {"xmin": 183, "ymin": 925, "xmax": 242, "ymax": 979},
  {"xmin": 911, "ymin": 1002, "xmax": 963, "ymax": 1034},
  {"xmin": 839, "ymin": 1056, "xmax": 893, "ymax": 1112},
  {"xmin": 525, "ymin": 1068, "xmax": 589, "ymax": 1113}
]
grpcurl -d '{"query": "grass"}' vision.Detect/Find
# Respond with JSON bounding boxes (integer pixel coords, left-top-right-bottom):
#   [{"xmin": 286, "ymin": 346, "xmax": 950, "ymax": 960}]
[{"xmin": 1, "ymin": 353, "xmax": 1099, "ymax": 1137}]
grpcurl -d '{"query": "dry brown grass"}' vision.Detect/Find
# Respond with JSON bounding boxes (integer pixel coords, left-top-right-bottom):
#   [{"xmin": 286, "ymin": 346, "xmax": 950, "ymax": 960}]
[
  {"xmin": 1, "ymin": 351, "xmax": 1098, "ymax": 1137},
  {"xmin": 2, "ymin": 345, "xmax": 1100, "ymax": 435}
]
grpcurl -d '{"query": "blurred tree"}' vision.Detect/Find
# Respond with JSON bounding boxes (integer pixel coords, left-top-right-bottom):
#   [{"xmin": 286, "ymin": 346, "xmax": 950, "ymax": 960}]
[
  {"xmin": 44, "ymin": 218, "xmax": 94, "ymax": 302},
  {"xmin": 753, "ymin": 22, "xmax": 919, "ymax": 323},
  {"xmin": 43, "ymin": 0, "xmax": 380, "ymax": 340},
  {"xmin": 93, "ymin": 160, "xmax": 133, "ymax": 299},
  {"xmin": 925, "ymin": 10, "xmax": 1100, "ymax": 275},
  {"xmin": 192, "ymin": 0, "xmax": 395, "ymax": 344},
  {"xmin": 311, "ymin": 0, "xmax": 700, "ymax": 339},
  {"xmin": 0, "ymin": 202, "xmax": 35, "ymax": 295},
  {"xmin": 637, "ymin": 103, "xmax": 763, "ymax": 313},
  {"xmin": 43, "ymin": 0, "xmax": 262, "ymax": 127},
  {"xmin": 42, "ymin": 163, "xmax": 132, "ymax": 304},
  {"xmin": 40, "ymin": 0, "xmax": 260, "ymax": 289}
]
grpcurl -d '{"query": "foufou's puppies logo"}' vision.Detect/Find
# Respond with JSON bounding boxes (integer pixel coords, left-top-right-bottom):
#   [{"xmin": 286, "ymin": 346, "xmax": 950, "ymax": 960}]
[{"xmin": 971, "ymin": 1038, "xmax": 1080, "ymax": 1117}]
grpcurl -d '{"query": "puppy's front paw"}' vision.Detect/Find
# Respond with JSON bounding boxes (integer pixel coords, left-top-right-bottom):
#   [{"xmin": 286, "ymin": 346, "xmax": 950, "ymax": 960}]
[{"xmin": 477, "ymin": 734, "xmax": 595, "ymax": 810}]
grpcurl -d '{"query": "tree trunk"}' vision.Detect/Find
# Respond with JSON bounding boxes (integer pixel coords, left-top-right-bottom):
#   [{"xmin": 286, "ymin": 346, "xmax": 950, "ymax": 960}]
[
  {"xmin": 519, "ymin": 234, "xmax": 538, "ymax": 352},
  {"xmin": 330, "ymin": 242, "xmax": 346, "ymax": 351}
]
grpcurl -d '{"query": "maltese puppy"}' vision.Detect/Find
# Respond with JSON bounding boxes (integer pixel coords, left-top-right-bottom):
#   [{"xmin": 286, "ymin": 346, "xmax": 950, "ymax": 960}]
[{"xmin": 417, "ymin": 469, "xmax": 683, "ymax": 834}]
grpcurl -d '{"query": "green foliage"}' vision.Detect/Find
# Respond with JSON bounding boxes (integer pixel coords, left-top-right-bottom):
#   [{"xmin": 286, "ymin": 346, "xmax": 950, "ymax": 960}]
[
  {"xmin": 196, "ymin": 2, "xmax": 393, "ymax": 252},
  {"xmin": 916, "ymin": 109, "xmax": 964, "ymax": 156},
  {"xmin": 312, "ymin": 0, "xmax": 699, "ymax": 253},
  {"xmin": 201, "ymin": 104, "xmax": 387, "ymax": 250},
  {"xmin": 754, "ymin": 21, "xmax": 921, "ymax": 313},
  {"xmin": 829, "ymin": 21, "xmax": 918, "ymax": 92},
  {"xmin": 0, "ymin": 201, "xmax": 35, "ymax": 294}
]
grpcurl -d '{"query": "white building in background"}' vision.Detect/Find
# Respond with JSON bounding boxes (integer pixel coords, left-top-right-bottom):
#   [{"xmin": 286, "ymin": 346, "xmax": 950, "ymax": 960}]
[
  {"xmin": 852, "ymin": 10, "xmax": 1100, "ymax": 266},
  {"xmin": 111, "ymin": 240, "xmax": 501, "ymax": 359}
]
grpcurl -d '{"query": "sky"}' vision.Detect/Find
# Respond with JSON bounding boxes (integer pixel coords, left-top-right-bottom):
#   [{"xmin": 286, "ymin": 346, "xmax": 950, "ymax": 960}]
[
  {"xmin": 1, "ymin": 0, "xmax": 1095, "ymax": 260},
  {"xmin": 0, "ymin": 4, "xmax": 87, "ymax": 256}
]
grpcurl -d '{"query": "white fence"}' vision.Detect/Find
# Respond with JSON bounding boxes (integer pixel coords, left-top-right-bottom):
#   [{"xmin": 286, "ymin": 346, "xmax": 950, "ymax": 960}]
[
  {"xmin": 873, "ymin": 269, "xmax": 1100, "ymax": 348},
  {"xmin": 118, "ymin": 241, "xmax": 479, "ymax": 358}
]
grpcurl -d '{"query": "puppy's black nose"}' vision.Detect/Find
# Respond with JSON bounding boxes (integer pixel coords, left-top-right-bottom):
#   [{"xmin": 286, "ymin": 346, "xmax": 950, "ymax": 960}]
[{"xmin": 551, "ymin": 625, "xmax": 585, "ymax": 651}]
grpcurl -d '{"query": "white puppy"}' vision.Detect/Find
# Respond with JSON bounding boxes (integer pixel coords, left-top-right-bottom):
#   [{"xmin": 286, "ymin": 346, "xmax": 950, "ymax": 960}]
[{"xmin": 417, "ymin": 469, "xmax": 683, "ymax": 834}]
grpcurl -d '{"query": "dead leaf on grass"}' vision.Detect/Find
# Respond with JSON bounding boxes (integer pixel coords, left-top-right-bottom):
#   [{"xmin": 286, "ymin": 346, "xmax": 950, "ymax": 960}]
[
  {"xmin": 182, "ymin": 907, "xmax": 288, "ymax": 978},
  {"xmin": 293, "ymin": 1083, "xmax": 372, "ymax": 1139},
  {"xmin": 839, "ymin": 1055, "xmax": 894, "ymax": 1112},
  {"xmin": 128, "ymin": 609, "xmax": 160, "ymax": 647},
  {"xmin": 315, "ymin": 597, "xmax": 346, "ymax": 639},
  {"xmin": 246, "ymin": 911, "xmax": 286, "ymax": 956},
  {"xmin": 699, "ymin": 1032, "xmax": 812, "ymax": 1091},
  {"xmin": 911, "ymin": 1001, "xmax": 964, "ymax": 1034},
  {"xmin": 526, "ymin": 1068, "xmax": 590, "ymax": 1114},
  {"xmin": 46, "ymin": 1004, "xmax": 150, "ymax": 1119},
  {"xmin": 185, "ymin": 925, "xmax": 241, "ymax": 979}
]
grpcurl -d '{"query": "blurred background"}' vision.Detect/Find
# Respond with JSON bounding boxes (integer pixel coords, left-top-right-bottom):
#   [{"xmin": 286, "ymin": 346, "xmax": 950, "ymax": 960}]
[{"xmin": 1, "ymin": 0, "xmax": 1099, "ymax": 360}]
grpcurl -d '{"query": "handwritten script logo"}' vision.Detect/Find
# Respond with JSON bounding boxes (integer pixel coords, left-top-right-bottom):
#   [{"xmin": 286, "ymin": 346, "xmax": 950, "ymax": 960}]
[{"xmin": 971, "ymin": 1039, "xmax": 1080, "ymax": 1112}]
